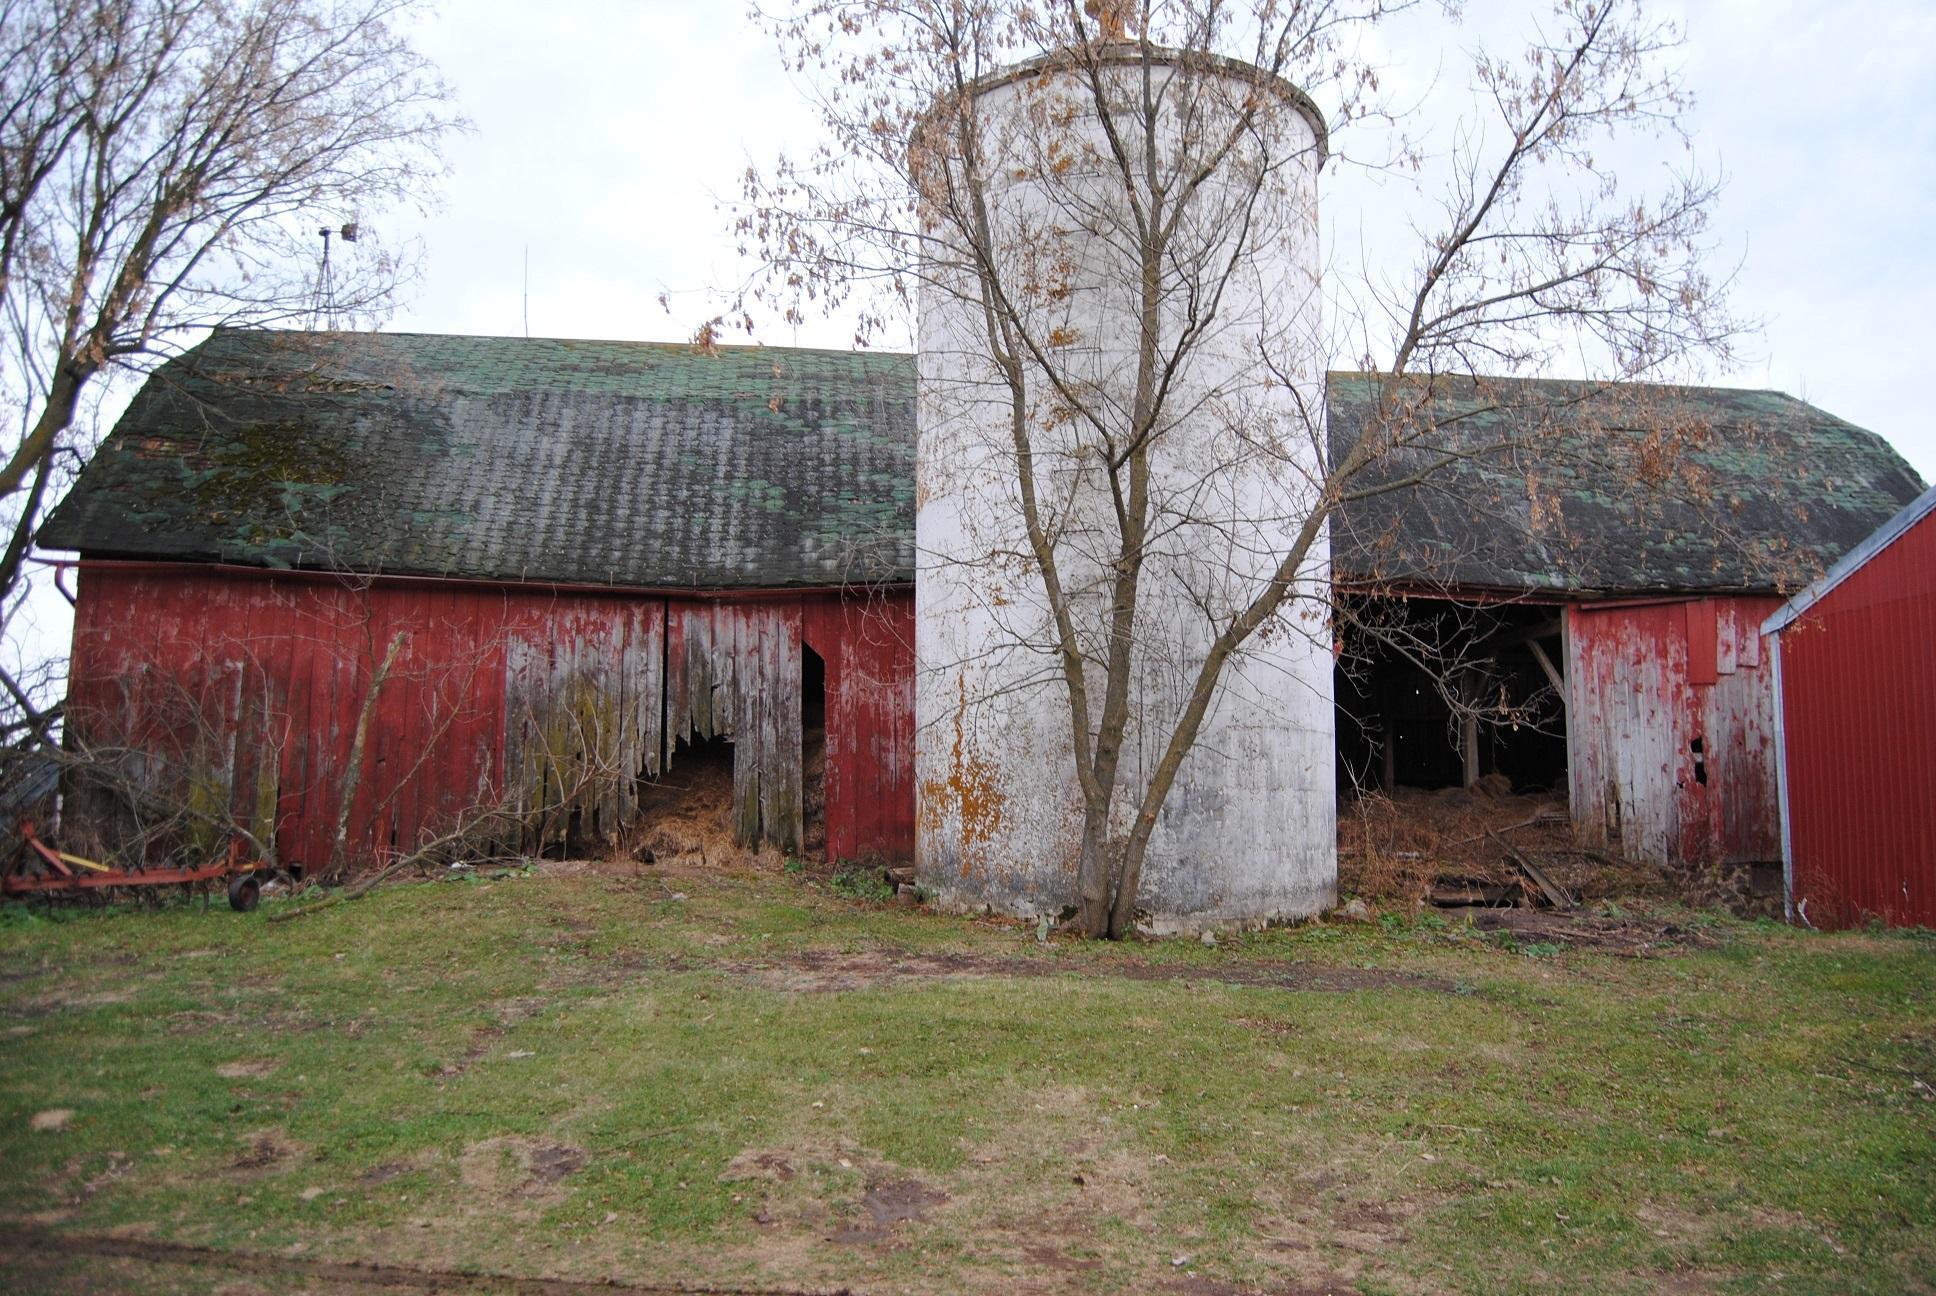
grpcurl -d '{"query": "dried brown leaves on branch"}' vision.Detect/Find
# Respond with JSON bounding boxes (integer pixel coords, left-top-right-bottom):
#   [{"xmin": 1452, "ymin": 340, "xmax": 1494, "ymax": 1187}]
[{"xmin": 739, "ymin": 0, "xmax": 1737, "ymax": 938}]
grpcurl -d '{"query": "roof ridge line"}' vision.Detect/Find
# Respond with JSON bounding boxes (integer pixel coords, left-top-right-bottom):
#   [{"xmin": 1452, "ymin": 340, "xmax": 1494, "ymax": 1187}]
[{"xmin": 206, "ymin": 324, "xmax": 912, "ymax": 361}]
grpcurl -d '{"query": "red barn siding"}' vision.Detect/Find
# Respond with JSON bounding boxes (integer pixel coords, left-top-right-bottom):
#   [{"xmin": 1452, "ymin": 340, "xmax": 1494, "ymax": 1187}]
[
  {"xmin": 804, "ymin": 595, "xmax": 916, "ymax": 864},
  {"xmin": 64, "ymin": 563, "xmax": 914, "ymax": 871},
  {"xmin": 1773, "ymin": 506, "xmax": 1936, "ymax": 928},
  {"xmin": 1565, "ymin": 595, "xmax": 1784, "ymax": 867}
]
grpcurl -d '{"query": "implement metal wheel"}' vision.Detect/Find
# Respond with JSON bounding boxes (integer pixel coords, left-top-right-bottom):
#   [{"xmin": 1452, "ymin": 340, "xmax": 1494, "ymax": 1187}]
[{"xmin": 227, "ymin": 873, "xmax": 261, "ymax": 913}]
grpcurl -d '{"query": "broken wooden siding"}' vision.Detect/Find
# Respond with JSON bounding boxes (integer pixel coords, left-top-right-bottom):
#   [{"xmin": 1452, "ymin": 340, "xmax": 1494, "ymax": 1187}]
[
  {"xmin": 502, "ymin": 602, "xmax": 664, "ymax": 851},
  {"xmin": 1565, "ymin": 596, "xmax": 1784, "ymax": 867},
  {"xmin": 65, "ymin": 564, "xmax": 916, "ymax": 870},
  {"xmin": 665, "ymin": 594, "xmax": 917, "ymax": 861},
  {"xmin": 666, "ymin": 601, "xmax": 804, "ymax": 853}
]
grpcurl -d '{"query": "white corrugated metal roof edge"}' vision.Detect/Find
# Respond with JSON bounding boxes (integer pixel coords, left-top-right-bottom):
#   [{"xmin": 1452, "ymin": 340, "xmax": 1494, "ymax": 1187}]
[{"xmin": 1762, "ymin": 481, "xmax": 1936, "ymax": 635}]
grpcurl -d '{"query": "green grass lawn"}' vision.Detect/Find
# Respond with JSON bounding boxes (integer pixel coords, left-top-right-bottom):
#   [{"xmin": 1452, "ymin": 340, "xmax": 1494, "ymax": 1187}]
[{"xmin": 0, "ymin": 862, "xmax": 1930, "ymax": 1295}]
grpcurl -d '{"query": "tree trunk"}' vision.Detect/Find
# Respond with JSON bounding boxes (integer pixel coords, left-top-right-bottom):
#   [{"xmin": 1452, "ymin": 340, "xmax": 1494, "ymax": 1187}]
[
  {"xmin": 327, "ymin": 632, "xmax": 406, "ymax": 880},
  {"xmin": 1107, "ymin": 830, "xmax": 1151, "ymax": 939},
  {"xmin": 1073, "ymin": 807, "xmax": 1113, "ymax": 936},
  {"xmin": 0, "ymin": 363, "xmax": 88, "ymax": 499}
]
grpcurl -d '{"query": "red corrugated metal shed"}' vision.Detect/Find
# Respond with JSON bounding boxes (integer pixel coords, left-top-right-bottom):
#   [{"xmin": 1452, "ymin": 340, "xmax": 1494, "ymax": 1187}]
[{"xmin": 1765, "ymin": 485, "xmax": 1936, "ymax": 928}]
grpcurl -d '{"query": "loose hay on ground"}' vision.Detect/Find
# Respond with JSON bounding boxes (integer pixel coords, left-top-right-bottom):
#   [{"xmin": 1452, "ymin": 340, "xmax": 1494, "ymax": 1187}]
[{"xmin": 1338, "ymin": 781, "xmax": 1655, "ymax": 906}]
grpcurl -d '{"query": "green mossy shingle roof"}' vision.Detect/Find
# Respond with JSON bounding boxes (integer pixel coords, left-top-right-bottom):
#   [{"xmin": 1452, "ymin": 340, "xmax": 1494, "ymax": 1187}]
[
  {"xmin": 41, "ymin": 330, "xmax": 1926, "ymax": 596},
  {"xmin": 41, "ymin": 330, "xmax": 916, "ymax": 589},
  {"xmin": 1326, "ymin": 372, "xmax": 1925, "ymax": 594}
]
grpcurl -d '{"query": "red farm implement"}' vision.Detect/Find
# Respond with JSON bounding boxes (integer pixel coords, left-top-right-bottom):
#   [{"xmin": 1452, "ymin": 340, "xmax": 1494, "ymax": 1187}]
[{"xmin": 2, "ymin": 821, "xmax": 274, "ymax": 912}]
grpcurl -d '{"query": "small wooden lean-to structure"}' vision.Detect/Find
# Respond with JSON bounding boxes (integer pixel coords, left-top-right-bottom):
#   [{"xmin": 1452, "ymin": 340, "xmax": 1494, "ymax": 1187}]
[
  {"xmin": 1763, "ymin": 483, "xmax": 1936, "ymax": 928},
  {"xmin": 40, "ymin": 331, "xmax": 916, "ymax": 872}
]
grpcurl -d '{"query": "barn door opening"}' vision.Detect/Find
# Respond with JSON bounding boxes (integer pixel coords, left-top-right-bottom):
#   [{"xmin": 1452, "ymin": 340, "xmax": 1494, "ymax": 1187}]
[
  {"xmin": 1334, "ymin": 595, "xmax": 1568, "ymax": 798},
  {"xmin": 1333, "ymin": 593, "xmax": 1573, "ymax": 895},
  {"xmin": 801, "ymin": 643, "xmax": 827, "ymax": 860}
]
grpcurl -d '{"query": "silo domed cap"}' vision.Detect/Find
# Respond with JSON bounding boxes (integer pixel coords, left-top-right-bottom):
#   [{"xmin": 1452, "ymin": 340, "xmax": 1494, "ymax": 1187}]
[{"xmin": 952, "ymin": 42, "xmax": 1330, "ymax": 165}]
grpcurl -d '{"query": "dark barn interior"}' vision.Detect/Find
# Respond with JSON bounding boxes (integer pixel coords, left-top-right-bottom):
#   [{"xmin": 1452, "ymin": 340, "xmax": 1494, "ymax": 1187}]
[
  {"xmin": 801, "ymin": 644, "xmax": 828, "ymax": 858},
  {"xmin": 1334, "ymin": 595, "xmax": 1569, "ymax": 798}
]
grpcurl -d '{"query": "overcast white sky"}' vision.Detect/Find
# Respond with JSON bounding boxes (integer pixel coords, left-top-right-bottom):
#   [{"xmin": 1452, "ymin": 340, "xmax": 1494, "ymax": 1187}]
[
  {"xmin": 380, "ymin": 0, "xmax": 1936, "ymax": 483},
  {"xmin": 15, "ymin": 0, "xmax": 1936, "ymax": 684}
]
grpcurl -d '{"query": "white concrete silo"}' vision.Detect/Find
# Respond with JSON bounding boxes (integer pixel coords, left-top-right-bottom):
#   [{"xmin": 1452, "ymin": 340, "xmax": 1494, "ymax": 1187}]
[{"xmin": 914, "ymin": 45, "xmax": 1334, "ymax": 932}]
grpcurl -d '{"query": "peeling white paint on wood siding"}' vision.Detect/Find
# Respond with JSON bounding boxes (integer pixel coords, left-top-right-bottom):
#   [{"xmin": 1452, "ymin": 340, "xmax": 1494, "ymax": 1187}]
[{"xmin": 1566, "ymin": 597, "xmax": 1783, "ymax": 868}]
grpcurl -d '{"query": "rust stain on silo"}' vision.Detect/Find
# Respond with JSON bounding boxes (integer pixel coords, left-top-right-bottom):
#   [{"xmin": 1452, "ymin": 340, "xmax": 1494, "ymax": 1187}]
[{"xmin": 917, "ymin": 672, "xmax": 1006, "ymax": 873}]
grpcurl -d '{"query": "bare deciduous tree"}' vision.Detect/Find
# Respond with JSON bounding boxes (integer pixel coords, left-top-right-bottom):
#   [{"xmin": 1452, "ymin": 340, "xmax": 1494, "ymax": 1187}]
[
  {"xmin": 0, "ymin": 0, "xmax": 460, "ymax": 705},
  {"xmin": 741, "ymin": 0, "xmax": 1738, "ymax": 937}
]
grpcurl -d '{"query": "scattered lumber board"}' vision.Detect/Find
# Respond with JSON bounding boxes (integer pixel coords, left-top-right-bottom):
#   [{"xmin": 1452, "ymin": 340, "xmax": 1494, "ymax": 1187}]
[
  {"xmin": 1429, "ymin": 879, "xmax": 1521, "ymax": 908},
  {"xmin": 1491, "ymin": 832, "xmax": 1576, "ymax": 910}
]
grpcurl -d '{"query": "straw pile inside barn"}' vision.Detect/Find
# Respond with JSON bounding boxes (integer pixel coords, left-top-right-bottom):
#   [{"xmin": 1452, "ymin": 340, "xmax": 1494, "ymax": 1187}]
[{"xmin": 628, "ymin": 740, "xmax": 746, "ymax": 866}]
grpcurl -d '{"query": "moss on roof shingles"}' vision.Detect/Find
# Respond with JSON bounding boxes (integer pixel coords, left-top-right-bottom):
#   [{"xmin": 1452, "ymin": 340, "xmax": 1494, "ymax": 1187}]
[
  {"xmin": 41, "ymin": 331, "xmax": 1925, "ymax": 596},
  {"xmin": 1326, "ymin": 372, "xmax": 1925, "ymax": 594},
  {"xmin": 40, "ymin": 329, "xmax": 917, "ymax": 589}
]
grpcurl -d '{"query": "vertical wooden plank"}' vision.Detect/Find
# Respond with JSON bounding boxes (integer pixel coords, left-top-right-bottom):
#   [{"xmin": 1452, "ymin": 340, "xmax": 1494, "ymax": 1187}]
[
  {"xmin": 642, "ymin": 599, "xmax": 665, "ymax": 782},
  {"xmin": 729, "ymin": 603, "xmax": 760, "ymax": 846},
  {"xmin": 1686, "ymin": 598, "xmax": 1719, "ymax": 687},
  {"xmin": 767, "ymin": 605, "xmax": 804, "ymax": 854},
  {"xmin": 689, "ymin": 602, "xmax": 708, "ymax": 745},
  {"xmin": 664, "ymin": 598, "xmax": 689, "ymax": 761},
  {"xmin": 1715, "ymin": 601, "xmax": 1739, "ymax": 675}
]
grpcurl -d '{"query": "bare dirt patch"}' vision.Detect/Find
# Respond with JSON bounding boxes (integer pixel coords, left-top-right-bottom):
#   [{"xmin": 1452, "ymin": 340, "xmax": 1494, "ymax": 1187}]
[
  {"xmin": 5, "ymin": 987, "xmax": 137, "ymax": 1021},
  {"xmin": 727, "ymin": 949, "xmax": 1452, "ymax": 994},
  {"xmin": 0, "ymin": 1223, "xmax": 853, "ymax": 1294},
  {"xmin": 437, "ymin": 996, "xmax": 551, "ymax": 1079},
  {"xmin": 1020, "ymin": 1241, "xmax": 1102, "ymax": 1275},
  {"xmin": 227, "ymin": 1129, "xmax": 301, "ymax": 1175},
  {"xmin": 214, "ymin": 1059, "xmax": 278, "ymax": 1080},
  {"xmin": 459, "ymin": 1137, "xmax": 585, "ymax": 1206},
  {"xmin": 1167, "ymin": 1279, "xmax": 1362, "ymax": 1296},
  {"xmin": 720, "ymin": 1149, "xmax": 800, "ymax": 1184},
  {"xmin": 827, "ymin": 1177, "xmax": 948, "ymax": 1245},
  {"xmin": 357, "ymin": 1160, "xmax": 414, "ymax": 1188},
  {"xmin": 1636, "ymin": 1270, "xmax": 1741, "ymax": 1295}
]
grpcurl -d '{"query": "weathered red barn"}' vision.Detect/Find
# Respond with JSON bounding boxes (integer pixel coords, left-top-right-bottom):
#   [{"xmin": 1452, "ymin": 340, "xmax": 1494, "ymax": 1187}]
[
  {"xmin": 1328, "ymin": 374, "xmax": 1923, "ymax": 882},
  {"xmin": 1763, "ymin": 484, "xmax": 1936, "ymax": 928},
  {"xmin": 41, "ymin": 336, "xmax": 1926, "ymax": 890},
  {"xmin": 40, "ymin": 331, "xmax": 916, "ymax": 871}
]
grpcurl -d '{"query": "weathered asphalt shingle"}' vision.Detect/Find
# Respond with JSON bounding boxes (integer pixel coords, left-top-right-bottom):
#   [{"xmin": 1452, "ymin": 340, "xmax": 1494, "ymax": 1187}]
[
  {"xmin": 1327, "ymin": 372, "xmax": 1925, "ymax": 595},
  {"xmin": 40, "ymin": 330, "xmax": 917, "ymax": 589},
  {"xmin": 41, "ymin": 331, "xmax": 1924, "ymax": 597}
]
